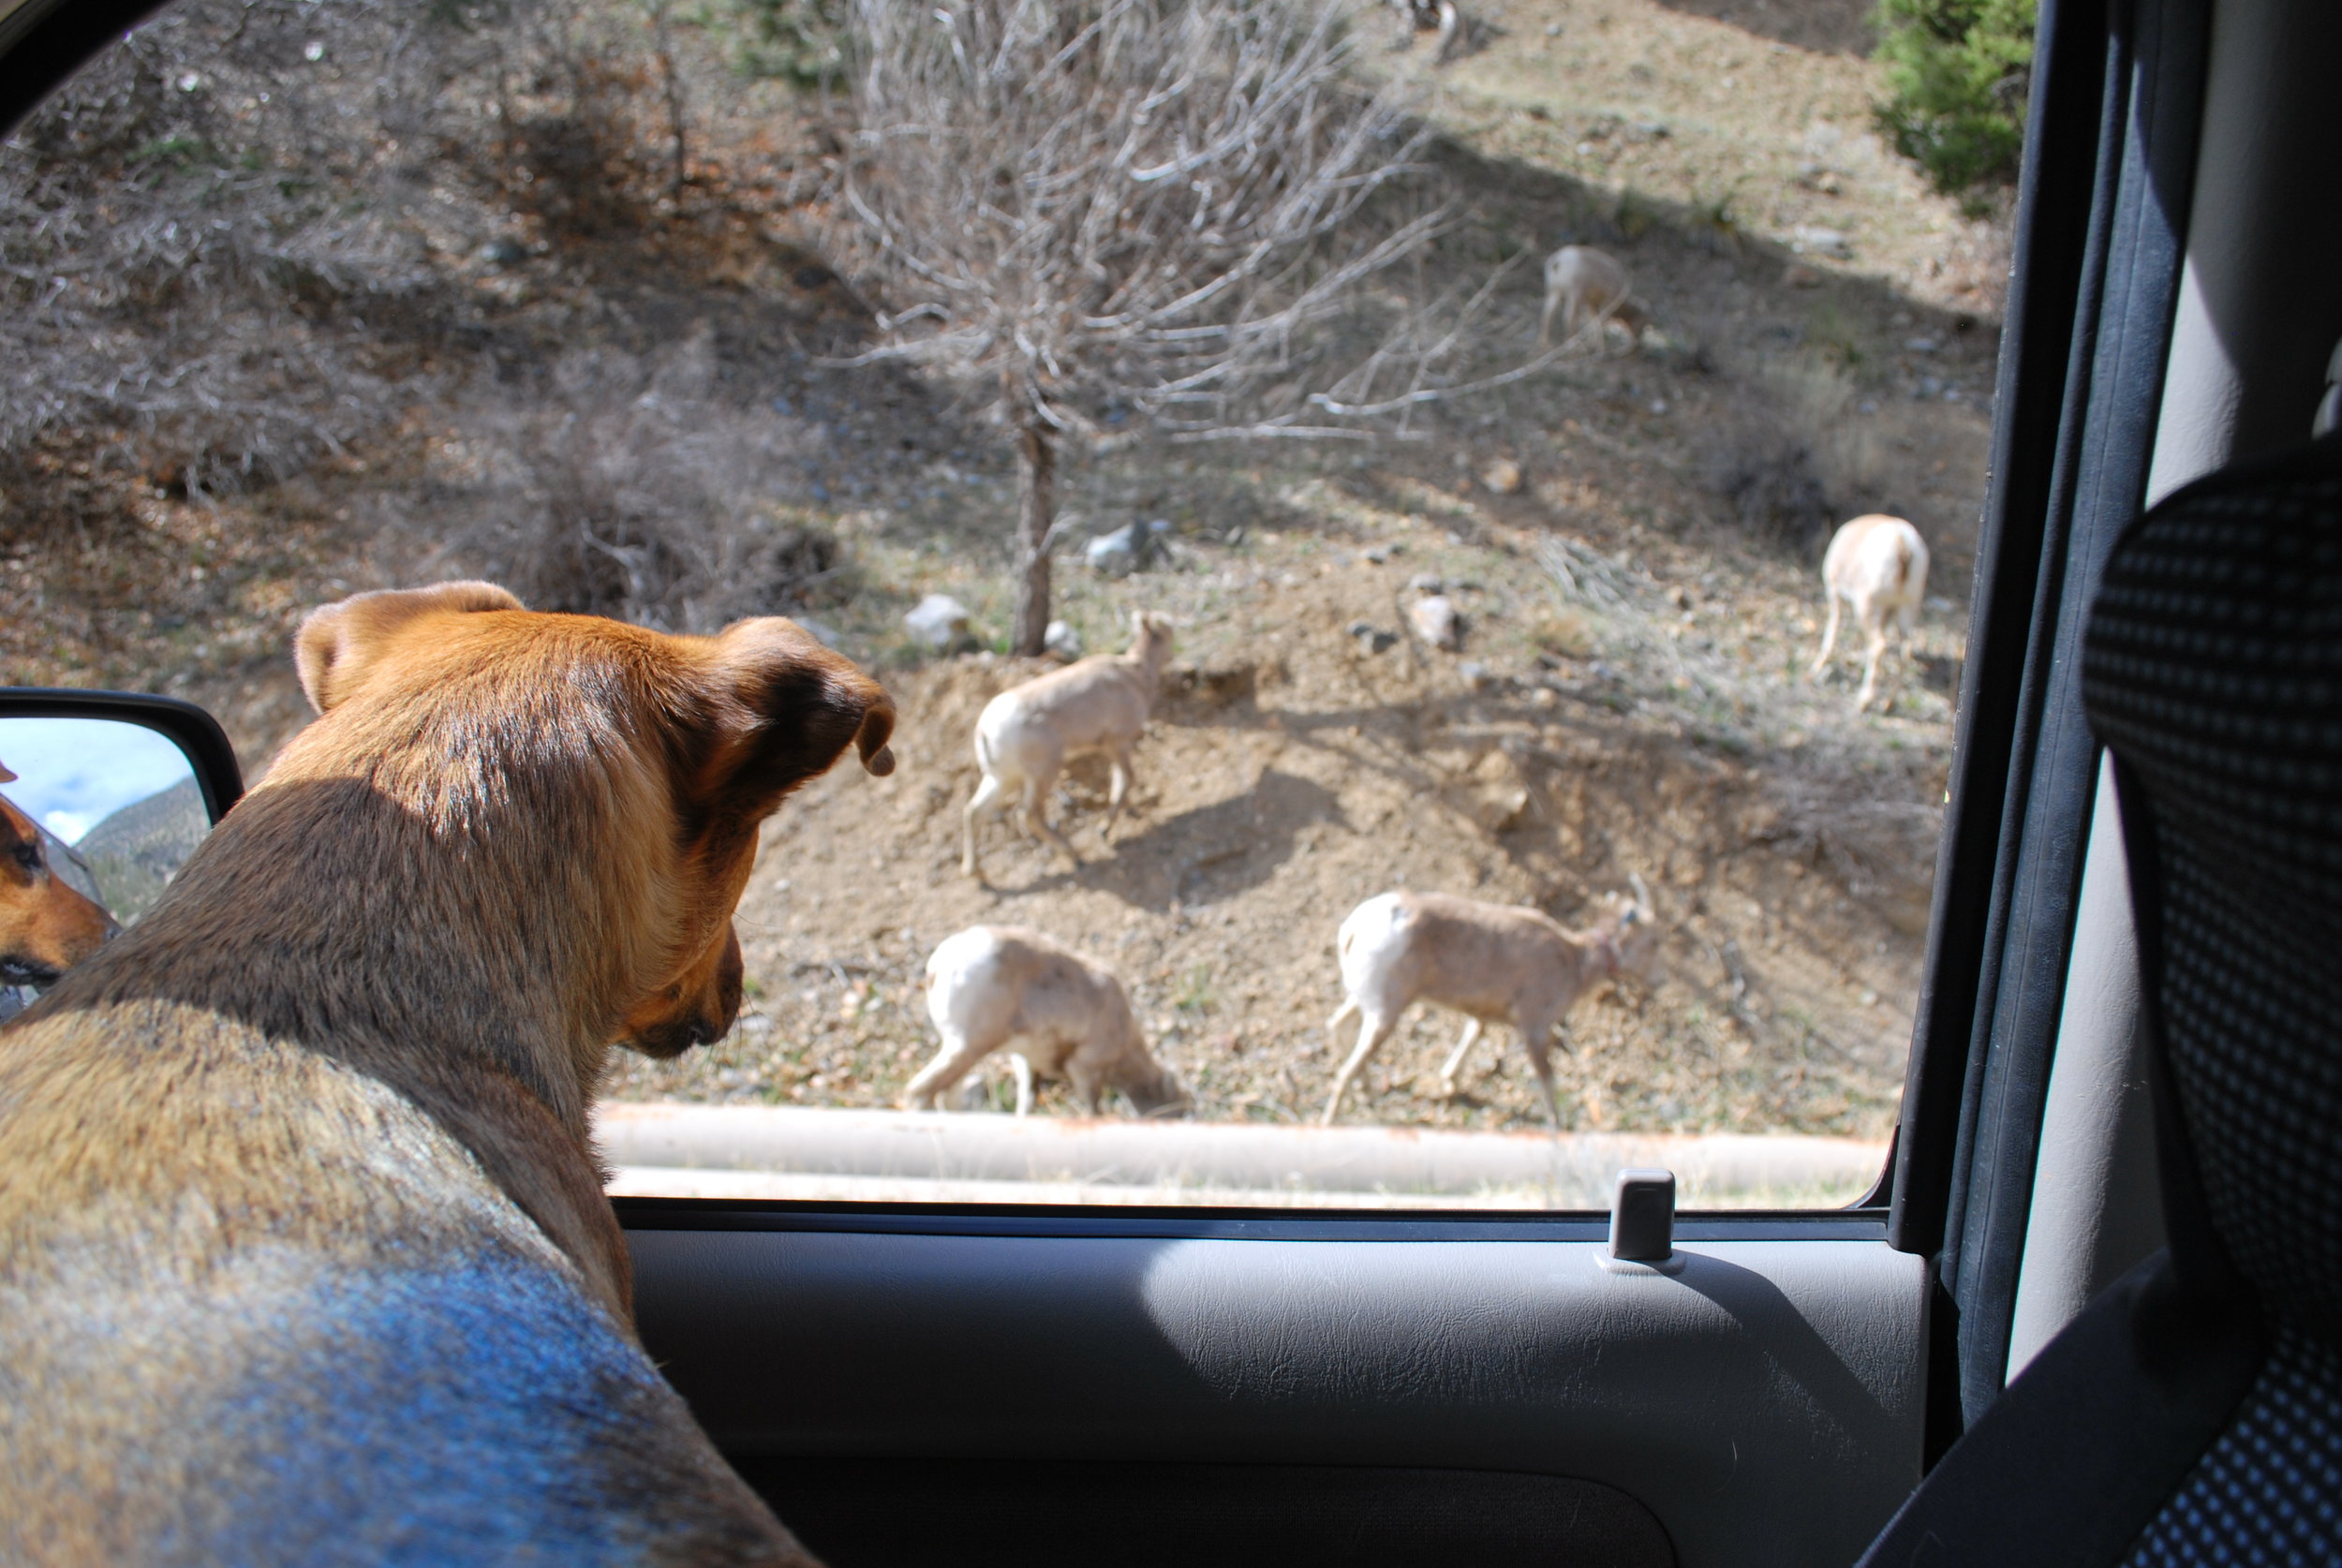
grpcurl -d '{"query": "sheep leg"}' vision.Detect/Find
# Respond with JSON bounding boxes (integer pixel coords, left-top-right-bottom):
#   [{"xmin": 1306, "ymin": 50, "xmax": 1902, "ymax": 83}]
[
  {"xmin": 1437, "ymin": 1017, "xmax": 1486, "ymax": 1098},
  {"xmin": 1068, "ymin": 1058, "xmax": 1105, "ymax": 1117},
  {"xmin": 1020, "ymin": 777, "xmax": 1079, "ymax": 866},
  {"xmin": 1809, "ymin": 596, "xmax": 1842, "ymax": 678},
  {"xmin": 1325, "ymin": 996, "xmax": 1360, "ymax": 1055},
  {"xmin": 1009, "ymin": 1052, "xmax": 1035, "ymax": 1117},
  {"xmin": 961, "ymin": 774, "xmax": 1006, "ymax": 878},
  {"xmin": 903, "ymin": 1035, "xmax": 995, "ymax": 1112},
  {"xmin": 1858, "ymin": 612, "xmax": 1889, "ymax": 710},
  {"xmin": 1100, "ymin": 744, "xmax": 1134, "ymax": 843},
  {"xmin": 1322, "ymin": 1009, "xmax": 1396, "ymax": 1126},
  {"xmin": 1522, "ymin": 1021, "xmax": 1566, "ymax": 1129}
]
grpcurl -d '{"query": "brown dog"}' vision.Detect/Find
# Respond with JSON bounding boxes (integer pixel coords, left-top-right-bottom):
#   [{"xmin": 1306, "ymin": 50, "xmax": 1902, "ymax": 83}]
[
  {"xmin": 0, "ymin": 759, "xmax": 116, "ymax": 987},
  {"xmin": 0, "ymin": 583, "xmax": 893, "ymax": 1566}
]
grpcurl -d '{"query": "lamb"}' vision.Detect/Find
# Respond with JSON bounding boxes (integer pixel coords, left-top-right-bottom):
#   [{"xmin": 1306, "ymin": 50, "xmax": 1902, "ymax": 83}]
[
  {"xmin": 1321, "ymin": 880, "xmax": 1658, "ymax": 1127},
  {"xmin": 904, "ymin": 925, "xmax": 1189, "ymax": 1117},
  {"xmin": 1540, "ymin": 245, "xmax": 1650, "ymax": 352},
  {"xmin": 1810, "ymin": 514, "xmax": 1930, "ymax": 710},
  {"xmin": 962, "ymin": 610, "xmax": 1173, "ymax": 878}
]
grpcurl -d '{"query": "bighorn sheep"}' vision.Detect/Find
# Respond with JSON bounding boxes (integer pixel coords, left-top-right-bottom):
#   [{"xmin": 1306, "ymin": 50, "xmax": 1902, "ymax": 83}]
[
  {"xmin": 1810, "ymin": 514, "xmax": 1930, "ymax": 711},
  {"xmin": 1322, "ymin": 880, "xmax": 1658, "ymax": 1126},
  {"xmin": 1541, "ymin": 245, "xmax": 1649, "ymax": 352},
  {"xmin": 1391, "ymin": 0, "xmax": 1461, "ymax": 62},
  {"xmin": 962, "ymin": 610, "xmax": 1173, "ymax": 878},
  {"xmin": 905, "ymin": 925, "xmax": 1188, "ymax": 1117}
]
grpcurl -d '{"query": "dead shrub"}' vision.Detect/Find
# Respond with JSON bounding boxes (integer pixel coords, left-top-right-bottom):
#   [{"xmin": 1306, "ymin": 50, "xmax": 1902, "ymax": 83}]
[
  {"xmin": 399, "ymin": 330, "xmax": 848, "ymax": 631},
  {"xmin": 1700, "ymin": 355, "xmax": 1892, "ymax": 554}
]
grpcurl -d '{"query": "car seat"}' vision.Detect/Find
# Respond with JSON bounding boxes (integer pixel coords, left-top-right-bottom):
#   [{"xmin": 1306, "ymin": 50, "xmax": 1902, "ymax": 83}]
[{"xmin": 1858, "ymin": 430, "xmax": 2342, "ymax": 1565}]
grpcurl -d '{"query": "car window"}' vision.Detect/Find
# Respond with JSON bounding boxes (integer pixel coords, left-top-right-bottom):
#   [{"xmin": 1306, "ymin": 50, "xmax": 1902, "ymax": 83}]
[{"xmin": 2, "ymin": 0, "xmax": 2030, "ymax": 1210}]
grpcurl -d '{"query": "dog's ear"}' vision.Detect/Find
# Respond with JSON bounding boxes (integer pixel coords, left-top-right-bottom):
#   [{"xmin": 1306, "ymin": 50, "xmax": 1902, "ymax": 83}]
[
  {"xmin": 692, "ymin": 618, "xmax": 896, "ymax": 821},
  {"xmin": 295, "ymin": 582, "xmax": 525, "ymax": 714}
]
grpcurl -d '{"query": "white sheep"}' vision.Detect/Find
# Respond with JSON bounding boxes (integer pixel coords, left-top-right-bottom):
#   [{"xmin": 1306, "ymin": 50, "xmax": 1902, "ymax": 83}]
[
  {"xmin": 1810, "ymin": 514, "xmax": 1930, "ymax": 711},
  {"xmin": 1540, "ymin": 245, "xmax": 1649, "ymax": 352},
  {"xmin": 904, "ymin": 925, "xmax": 1188, "ymax": 1117},
  {"xmin": 962, "ymin": 610, "xmax": 1174, "ymax": 878},
  {"xmin": 1321, "ymin": 880, "xmax": 1658, "ymax": 1127}
]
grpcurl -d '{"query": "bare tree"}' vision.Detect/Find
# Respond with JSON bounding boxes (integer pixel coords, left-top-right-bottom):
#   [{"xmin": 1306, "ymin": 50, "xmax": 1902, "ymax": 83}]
[{"xmin": 835, "ymin": 0, "xmax": 1461, "ymax": 655}]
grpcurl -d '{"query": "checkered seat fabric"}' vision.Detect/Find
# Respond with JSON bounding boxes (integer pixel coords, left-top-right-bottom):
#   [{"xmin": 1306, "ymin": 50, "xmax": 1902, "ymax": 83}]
[{"xmin": 1858, "ymin": 433, "xmax": 2342, "ymax": 1566}]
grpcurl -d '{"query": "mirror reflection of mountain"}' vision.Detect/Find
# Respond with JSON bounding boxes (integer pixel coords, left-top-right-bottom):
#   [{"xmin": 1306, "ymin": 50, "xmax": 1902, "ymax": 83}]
[{"xmin": 76, "ymin": 775, "xmax": 206, "ymax": 925}]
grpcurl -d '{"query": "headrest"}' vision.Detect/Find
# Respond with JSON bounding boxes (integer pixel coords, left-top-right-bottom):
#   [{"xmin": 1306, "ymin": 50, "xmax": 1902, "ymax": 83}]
[{"xmin": 2083, "ymin": 434, "xmax": 2342, "ymax": 1342}]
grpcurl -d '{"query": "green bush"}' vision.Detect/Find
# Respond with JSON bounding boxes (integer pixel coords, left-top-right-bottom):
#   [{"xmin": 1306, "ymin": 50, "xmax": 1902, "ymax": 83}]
[
  {"xmin": 1873, "ymin": 0, "xmax": 2037, "ymax": 195},
  {"xmin": 719, "ymin": 0, "xmax": 846, "ymax": 88}
]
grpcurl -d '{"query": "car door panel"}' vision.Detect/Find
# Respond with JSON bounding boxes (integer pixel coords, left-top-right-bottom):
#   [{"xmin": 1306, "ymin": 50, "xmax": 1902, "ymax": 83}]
[
  {"xmin": 735, "ymin": 1459, "xmax": 1674, "ymax": 1568},
  {"xmin": 630, "ymin": 1225, "xmax": 1927, "ymax": 1568}
]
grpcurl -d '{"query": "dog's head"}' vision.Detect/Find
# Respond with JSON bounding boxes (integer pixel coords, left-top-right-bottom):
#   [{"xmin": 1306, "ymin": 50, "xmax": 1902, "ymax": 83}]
[
  {"xmin": 289, "ymin": 582, "xmax": 894, "ymax": 1065},
  {"xmin": 0, "ymin": 765, "xmax": 118, "ymax": 989}
]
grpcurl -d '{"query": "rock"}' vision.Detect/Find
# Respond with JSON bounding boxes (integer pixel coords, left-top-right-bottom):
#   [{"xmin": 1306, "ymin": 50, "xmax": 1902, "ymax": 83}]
[
  {"xmin": 1480, "ymin": 458, "xmax": 1524, "ymax": 495},
  {"xmin": 1408, "ymin": 572, "xmax": 1445, "ymax": 593},
  {"xmin": 903, "ymin": 593, "xmax": 971, "ymax": 650},
  {"xmin": 1904, "ymin": 335, "xmax": 1940, "ymax": 353},
  {"xmin": 1534, "ymin": 608, "xmax": 1595, "ymax": 658},
  {"xmin": 478, "ymin": 239, "xmax": 526, "ymax": 268},
  {"xmin": 1085, "ymin": 524, "xmax": 1143, "ymax": 577},
  {"xmin": 1349, "ymin": 621, "xmax": 1399, "ymax": 655},
  {"xmin": 1459, "ymin": 660, "xmax": 1494, "ymax": 690},
  {"xmin": 1409, "ymin": 594, "xmax": 1461, "ymax": 651},
  {"xmin": 1165, "ymin": 659, "xmax": 1257, "ymax": 707},
  {"xmin": 1364, "ymin": 546, "xmax": 1388, "ymax": 565},
  {"xmin": 1782, "ymin": 262, "xmax": 1823, "ymax": 288},
  {"xmin": 1453, "ymin": 749, "xmax": 1531, "ymax": 833},
  {"xmin": 1790, "ymin": 226, "xmax": 1852, "ymax": 259},
  {"xmin": 1043, "ymin": 620, "xmax": 1084, "ymax": 660},
  {"xmin": 1086, "ymin": 519, "xmax": 1170, "ymax": 577}
]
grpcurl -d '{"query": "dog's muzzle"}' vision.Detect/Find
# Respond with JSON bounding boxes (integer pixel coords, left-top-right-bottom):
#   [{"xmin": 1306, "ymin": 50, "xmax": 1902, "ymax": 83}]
[{"xmin": 0, "ymin": 954, "xmax": 62, "ymax": 988}]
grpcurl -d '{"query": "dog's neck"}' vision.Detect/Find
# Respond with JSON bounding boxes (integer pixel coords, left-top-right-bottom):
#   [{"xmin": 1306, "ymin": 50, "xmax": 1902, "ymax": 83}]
[{"xmin": 47, "ymin": 763, "xmax": 646, "ymax": 1317}]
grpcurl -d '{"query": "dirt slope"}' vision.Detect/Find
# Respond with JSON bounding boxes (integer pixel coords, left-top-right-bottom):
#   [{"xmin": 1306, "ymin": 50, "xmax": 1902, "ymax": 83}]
[{"xmin": 610, "ymin": 505, "xmax": 1943, "ymax": 1138}]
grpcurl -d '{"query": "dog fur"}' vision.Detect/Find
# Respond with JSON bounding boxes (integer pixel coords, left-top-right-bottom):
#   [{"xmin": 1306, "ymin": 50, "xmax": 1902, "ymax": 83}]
[
  {"xmin": 0, "ymin": 759, "xmax": 116, "ymax": 987},
  {"xmin": 0, "ymin": 583, "xmax": 895, "ymax": 1566}
]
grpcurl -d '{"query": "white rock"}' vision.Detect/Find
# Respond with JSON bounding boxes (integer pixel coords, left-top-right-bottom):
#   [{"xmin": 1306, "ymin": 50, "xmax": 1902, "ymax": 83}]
[
  {"xmin": 1409, "ymin": 594, "xmax": 1461, "ymax": 651},
  {"xmin": 1086, "ymin": 523, "xmax": 1144, "ymax": 577},
  {"xmin": 1791, "ymin": 226, "xmax": 1853, "ymax": 259},
  {"xmin": 903, "ymin": 593, "xmax": 971, "ymax": 650},
  {"xmin": 1044, "ymin": 620, "xmax": 1084, "ymax": 660}
]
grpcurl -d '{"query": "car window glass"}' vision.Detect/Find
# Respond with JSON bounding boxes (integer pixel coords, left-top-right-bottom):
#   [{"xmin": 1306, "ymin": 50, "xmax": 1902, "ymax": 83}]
[{"xmin": 4, "ymin": 0, "xmax": 2029, "ymax": 1209}]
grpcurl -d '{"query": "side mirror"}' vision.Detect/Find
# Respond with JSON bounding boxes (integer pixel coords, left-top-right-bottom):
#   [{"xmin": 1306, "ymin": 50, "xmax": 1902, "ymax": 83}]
[{"xmin": 0, "ymin": 689, "xmax": 243, "ymax": 1015}]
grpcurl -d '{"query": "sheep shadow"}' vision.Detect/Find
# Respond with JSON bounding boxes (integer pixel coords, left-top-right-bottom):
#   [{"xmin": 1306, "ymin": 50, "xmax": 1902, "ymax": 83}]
[
  {"xmin": 1643, "ymin": 0, "xmax": 1876, "ymax": 56},
  {"xmin": 1001, "ymin": 767, "xmax": 1343, "ymax": 913}
]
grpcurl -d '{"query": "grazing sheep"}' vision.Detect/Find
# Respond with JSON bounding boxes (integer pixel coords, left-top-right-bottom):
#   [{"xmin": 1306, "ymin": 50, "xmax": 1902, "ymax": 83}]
[
  {"xmin": 1810, "ymin": 514, "xmax": 1930, "ymax": 711},
  {"xmin": 962, "ymin": 611, "xmax": 1174, "ymax": 878},
  {"xmin": 1540, "ymin": 245, "xmax": 1650, "ymax": 352},
  {"xmin": 905, "ymin": 925, "xmax": 1188, "ymax": 1117},
  {"xmin": 1321, "ymin": 880, "xmax": 1658, "ymax": 1127}
]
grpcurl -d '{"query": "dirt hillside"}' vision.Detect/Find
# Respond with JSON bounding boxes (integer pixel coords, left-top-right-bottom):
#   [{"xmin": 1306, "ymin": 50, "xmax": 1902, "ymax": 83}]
[
  {"xmin": 2, "ymin": 0, "xmax": 2006, "ymax": 1140},
  {"xmin": 609, "ymin": 490, "xmax": 1949, "ymax": 1138}
]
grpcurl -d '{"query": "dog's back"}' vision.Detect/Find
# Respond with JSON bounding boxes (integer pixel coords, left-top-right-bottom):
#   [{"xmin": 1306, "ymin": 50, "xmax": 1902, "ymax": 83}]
[
  {"xmin": 0, "ymin": 584, "xmax": 895, "ymax": 1566},
  {"xmin": 2, "ymin": 990, "xmax": 802, "ymax": 1568}
]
